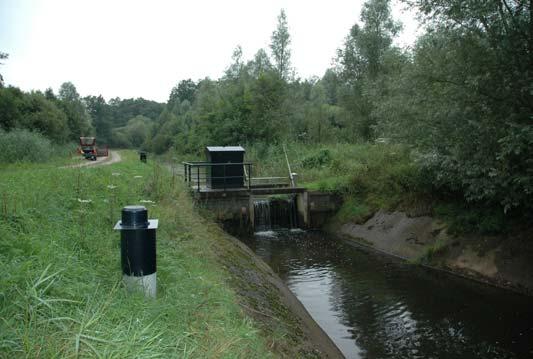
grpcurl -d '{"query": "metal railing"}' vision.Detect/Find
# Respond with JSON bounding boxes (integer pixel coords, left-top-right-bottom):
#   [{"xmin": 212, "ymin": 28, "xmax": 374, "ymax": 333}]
[
  {"xmin": 183, "ymin": 162, "xmax": 253, "ymax": 192},
  {"xmin": 250, "ymin": 176, "xmax": 291, "ymax": 187}
]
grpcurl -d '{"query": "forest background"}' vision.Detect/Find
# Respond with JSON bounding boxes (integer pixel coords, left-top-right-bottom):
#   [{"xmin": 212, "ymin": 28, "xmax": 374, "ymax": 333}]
[{"xmin": 1, "ymin": 0, "xmax": 531, "ymax": 228}]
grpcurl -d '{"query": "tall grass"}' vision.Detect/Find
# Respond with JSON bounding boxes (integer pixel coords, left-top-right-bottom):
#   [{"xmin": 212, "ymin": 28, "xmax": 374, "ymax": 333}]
[
  {"xmin": 0, "ymin": 151, "xmax": 274, "ymax": 357},
  {"xmin": 247, "ymin": 142, "xmax": 511, "ymax": 233},
  {"xmin": 245, "ymin": 142, "xmax": 430, "ymax": 219}
]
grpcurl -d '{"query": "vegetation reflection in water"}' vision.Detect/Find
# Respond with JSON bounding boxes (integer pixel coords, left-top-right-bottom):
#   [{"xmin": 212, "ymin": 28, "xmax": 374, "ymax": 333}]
[{"xmin": 240, "ymin": 230, "xmax": 533, "ymax": 359}]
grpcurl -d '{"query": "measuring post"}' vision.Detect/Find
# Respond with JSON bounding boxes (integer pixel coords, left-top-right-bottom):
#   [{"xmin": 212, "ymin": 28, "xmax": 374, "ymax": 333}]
[
  {"xmin": 139, "ymin": 151, "xmax": 147, "ymax": 163},
  {"xmin": 114, "ymin": 206, "xmax": 158, "ymax": 298}
]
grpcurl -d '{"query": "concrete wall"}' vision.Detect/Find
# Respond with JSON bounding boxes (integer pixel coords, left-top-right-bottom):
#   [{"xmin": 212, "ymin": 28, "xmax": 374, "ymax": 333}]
[
  {"xmin": 297, "ymin": 191, "xmax": 343, "ymax": 229},
  {"xmin": 195, "ymin": 194, "xmax": 250, "ymax": 225},
  {"xmin": 195, "ymin": 190, "xmax": 342, "ymax": 230}
]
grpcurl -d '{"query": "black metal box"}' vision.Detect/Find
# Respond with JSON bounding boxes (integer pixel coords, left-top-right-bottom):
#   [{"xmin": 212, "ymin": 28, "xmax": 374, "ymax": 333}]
[{"xmin": 206, "ymin": 146, "xmax": 245, "ymax": 188}]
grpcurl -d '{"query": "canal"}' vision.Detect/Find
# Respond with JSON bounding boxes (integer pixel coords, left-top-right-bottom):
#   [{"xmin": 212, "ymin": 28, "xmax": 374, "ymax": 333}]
[{"xmin": 239, "ymin": 230, "xmax": 533, "ymax": 359}]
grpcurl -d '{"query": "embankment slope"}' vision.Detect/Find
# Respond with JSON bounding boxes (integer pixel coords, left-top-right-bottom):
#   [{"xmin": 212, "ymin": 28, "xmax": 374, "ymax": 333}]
[{"xmin": 336, "ymin": 210, "xmax": 533, "ymax": 295}]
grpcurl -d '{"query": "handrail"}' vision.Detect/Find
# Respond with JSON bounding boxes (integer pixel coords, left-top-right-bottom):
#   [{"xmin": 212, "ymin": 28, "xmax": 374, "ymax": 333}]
[
  {"xmin": 282, "ymin": 145, "xmax": 295, "ymax": 187},
  {"xmin": 252, "ymin": 176, "xmax": 288, "ymax": 180},
  {"xmin": 182, "ymin": 161, "xmax": 294, "ymax": 192},
  {"xmin": 183, "ymin": 161, "xmax": 253, "ymax": 166},
  {"xmin": 182, "ymin": 161, "xmax": 253, "ymax": 192},
  {"xmin": 243, "ymin": 163, "xmax": 249, "ymax": 182}
]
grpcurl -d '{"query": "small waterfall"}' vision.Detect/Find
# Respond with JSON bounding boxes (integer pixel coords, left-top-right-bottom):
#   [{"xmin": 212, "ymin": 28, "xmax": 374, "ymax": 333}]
[
  {"xmin": 253, "ymin": 200, "xmax": 272, "ymax": 232},
  {"xmin": 253, "ymin": 196, "xmax": 299, "ymax": 232}
]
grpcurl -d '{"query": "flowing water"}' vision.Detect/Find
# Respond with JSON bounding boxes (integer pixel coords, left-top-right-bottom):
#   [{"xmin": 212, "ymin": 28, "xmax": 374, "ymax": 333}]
[
  {"xmin": 253, "ymin": 197, "xmax": 298, "ymax": 232},
  {"xmin": 239, "ymin": 230, "xmax": 533, "ymax": 359}
]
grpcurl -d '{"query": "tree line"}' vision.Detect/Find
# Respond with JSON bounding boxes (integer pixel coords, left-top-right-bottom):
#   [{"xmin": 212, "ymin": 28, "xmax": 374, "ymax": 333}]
[
  {"xmin": 146, "ymin": 0, "xmax": 531, "ymax": 213},
  {"xmin": 0, "ymin": 78, "xmax": 163, "ymax": 147},
  {"xmin": 1, "ymin": 0, "xmax": 531, "ymax": 213}
]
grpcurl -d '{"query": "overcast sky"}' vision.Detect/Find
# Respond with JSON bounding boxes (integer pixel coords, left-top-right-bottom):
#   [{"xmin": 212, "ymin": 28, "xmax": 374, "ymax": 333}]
[{"xmin": 0, "ymin": 0, "xmax": 420, "ymax": 103}]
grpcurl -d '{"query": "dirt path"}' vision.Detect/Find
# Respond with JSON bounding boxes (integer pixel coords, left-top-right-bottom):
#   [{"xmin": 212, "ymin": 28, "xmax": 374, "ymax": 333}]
[{"xmin": 62, "ymin": 151, "xmax": 122, "ymax": 169}]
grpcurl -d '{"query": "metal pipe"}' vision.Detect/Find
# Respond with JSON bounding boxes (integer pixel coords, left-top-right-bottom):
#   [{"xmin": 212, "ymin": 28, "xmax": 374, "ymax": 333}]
[{"xmin": 248, "ymin": 164, "xmax": 252, "ymax": 190}]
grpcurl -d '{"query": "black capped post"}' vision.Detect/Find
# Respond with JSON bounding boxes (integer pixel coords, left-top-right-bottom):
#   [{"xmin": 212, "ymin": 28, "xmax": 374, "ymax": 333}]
[
  {"xmin": 114, "ymin": 205, "xmax": 158, "ymax": 298},
  {"xmin": 139, "ymin": 151, "xmax": 147, "ymax": 163}
]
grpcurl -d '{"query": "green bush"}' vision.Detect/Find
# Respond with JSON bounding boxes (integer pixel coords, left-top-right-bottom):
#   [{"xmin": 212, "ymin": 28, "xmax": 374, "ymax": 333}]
[
  {"xmin": 0, "ymin": 129, "xmax": 52, "ymax": 163},
  {"xmin": 434, "ymin": 203, "xmax": 507, "ymax": 235},
  {"xmin": 301, "ymin": 149, "xmax": 331, "ymax": 169}
]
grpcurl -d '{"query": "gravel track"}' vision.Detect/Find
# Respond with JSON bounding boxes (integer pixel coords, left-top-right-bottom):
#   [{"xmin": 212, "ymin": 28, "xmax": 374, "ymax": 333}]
[{"xmin": 61, "ymin": 150, "xmax": 122, "ymax": 168}]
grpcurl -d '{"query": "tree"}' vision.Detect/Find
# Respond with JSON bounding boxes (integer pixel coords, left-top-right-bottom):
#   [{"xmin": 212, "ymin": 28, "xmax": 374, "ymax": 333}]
[
  {"xmin": 360, "ymin": 0, "xmax": 402, "ymax": 78},
  {"xmin": 107, "ymin": 97, "xmax": 163, "ymax": 128},
  {"xmin": 168, "ymin": 79, "xmax": 197, "ymax": 110},
  {"xmin": 22, "ymin": 92, "xmax": 69, "ymax": 143},
  {"xmin": 0, "ymin": 87, "xmax": 70, "ymax": 143},
  {"xmin": 270, "ymin": 9, "xmax": 292, "ymax": 80},
  {"xmin": 248, "ymin": 48, "xmax": 272, "ymax": 78},
  {"xmin": 404, "ymin": 0, "xmax": 532, "ymax": 119},
  {"xmin": 44, "ymin": 88, "xmax": 56, "ymax": 101},
  {"xmin": 321, "ymin": 69, "xmax": 340, "ymax": 105},
  {"xmin": 0, "ymin": 52, "xmax": 8, "ymax": 88},
  {"xmin": 225, "ymin": 45, "xmax": 245, "ymax": 80},
  {"xmin": 150, "ymin": 109, "xmax": 178, "ymax": 154},
  {"xmin": 249, "ymin": 72, "xmax": 285, "ymax": 142},
  {"xmin": 335, "ymin": 0, "xmax": 402, "ymax": 140},
  {"xmin": 85, "ymin": 95, "xmax": 112, "ymax": 144},
  {"xmin": 119, "ymin": 115, "xmax": 152, "ymax": 148},
  {"xmin": 58, "ymin": 82, "xmax": 92, "ymax": 138},
  {"xmin": 58, "ymin": 82, "xmax": 81, "ymax": 102},
  {"xmin": 378, "ymin": 0, "xmax": 533, "ymax": 211},
  {"xmin": 337, "ymin": 0, "xmax": 401, "ymax": 81},
  {"xmin": 0, "ymin": 87, "xmax": 24, "ymax": 131}
]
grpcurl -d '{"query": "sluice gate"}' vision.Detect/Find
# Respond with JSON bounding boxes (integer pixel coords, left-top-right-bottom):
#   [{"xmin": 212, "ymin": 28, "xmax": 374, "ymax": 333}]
[{"xmin": 183, "ymin": 146, "xmax": 341, "ymax": 230}]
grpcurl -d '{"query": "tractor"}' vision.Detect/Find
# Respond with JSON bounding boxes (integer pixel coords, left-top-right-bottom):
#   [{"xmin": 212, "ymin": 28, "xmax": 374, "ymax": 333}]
[{"xmin": 78, "ymin": 137, "xmax": 108, "ymax": 161}]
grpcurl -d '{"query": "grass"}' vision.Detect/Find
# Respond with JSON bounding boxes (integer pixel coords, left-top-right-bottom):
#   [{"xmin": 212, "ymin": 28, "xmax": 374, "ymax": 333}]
[
  {"xmin": 409, "ymin": 237, "xmax": 450, "ymax": 265},
  {"xmin": 247, "ymin": 142, "xmax": 513, "ymax": 234},
  {"xmin": 169, "ymin": 141, "xmax": 432, "ymax": 224},
  {"xmin": 332, "ymin": 198, "xmax": 372, "ymax": 224},
  {"xmin": 0, "ymin": 151, "xmax": 277, "ymax": 357},
  {"xmin": 169, "ymin": 140, "xmax": 515, "ymax": 235},
  {"xmin": 245, "ymin": 142, "xmax": 430, "ymax": 223}
]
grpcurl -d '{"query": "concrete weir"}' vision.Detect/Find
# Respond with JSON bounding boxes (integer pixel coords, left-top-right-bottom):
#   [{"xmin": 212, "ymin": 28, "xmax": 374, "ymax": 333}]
[
  {"xmin": 182, "ymin": 148, "xmax": 342, "ymax": 229},
  {"xmin": 192, "ymin": 187, "xmax": 342, "ymax": 230}
]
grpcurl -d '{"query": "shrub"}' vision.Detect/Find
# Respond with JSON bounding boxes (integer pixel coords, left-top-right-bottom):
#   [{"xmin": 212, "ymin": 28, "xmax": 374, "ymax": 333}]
[
  {"xmin": 0, "ymin": 129, "xmax": 52, "ymax": 163},
  {"xmin": 434, "ymin": 203, "xmax": 507, "ymax": 235},
  {"xmin": 301, "ymin": 149, "xmax": 331, "ymax": 169}
]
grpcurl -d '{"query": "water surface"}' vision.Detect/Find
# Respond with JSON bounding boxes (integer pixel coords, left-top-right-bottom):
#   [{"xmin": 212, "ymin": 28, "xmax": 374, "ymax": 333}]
[{"xmin": 240, "ymin": 230, "xmax": 533, "ymax": 359}]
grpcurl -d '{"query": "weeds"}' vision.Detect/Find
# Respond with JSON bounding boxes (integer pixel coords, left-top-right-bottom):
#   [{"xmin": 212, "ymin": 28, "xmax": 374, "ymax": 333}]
[{"xmin": 414, "ymin": 238, "xmax": 449, "ymax": 265}]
